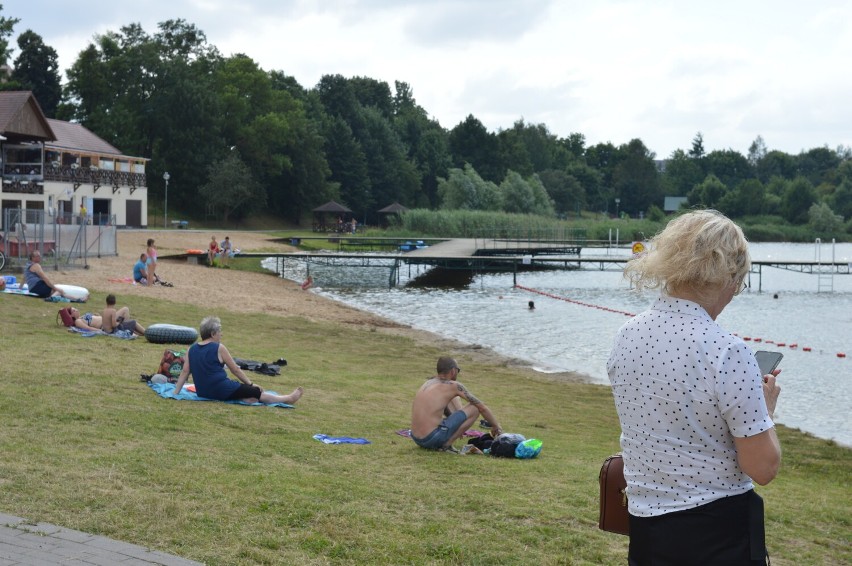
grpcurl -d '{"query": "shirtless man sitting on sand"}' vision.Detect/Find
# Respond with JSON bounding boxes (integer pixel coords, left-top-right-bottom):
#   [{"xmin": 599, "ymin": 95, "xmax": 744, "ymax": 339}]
[{"xmin": 411, "ymin": 356, "xmax": 502, "ymax": 452}]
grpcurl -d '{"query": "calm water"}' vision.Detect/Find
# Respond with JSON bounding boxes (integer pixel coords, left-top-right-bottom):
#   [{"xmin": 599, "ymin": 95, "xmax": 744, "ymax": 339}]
[{"xmin": 270, "ymin": 242, "xmax": 852, "ymax": 447}]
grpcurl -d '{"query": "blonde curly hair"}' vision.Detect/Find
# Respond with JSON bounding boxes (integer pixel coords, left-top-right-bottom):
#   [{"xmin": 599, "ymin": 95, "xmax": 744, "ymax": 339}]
[{"xmin": 624, "ymin": 209, "xmax": 750, "ymax": 300}]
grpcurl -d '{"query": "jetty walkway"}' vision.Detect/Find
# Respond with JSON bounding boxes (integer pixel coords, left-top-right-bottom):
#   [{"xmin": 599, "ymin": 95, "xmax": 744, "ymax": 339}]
[{"xmin": 164, "ymin": 237, "xmax": 852, "ymax": 291}]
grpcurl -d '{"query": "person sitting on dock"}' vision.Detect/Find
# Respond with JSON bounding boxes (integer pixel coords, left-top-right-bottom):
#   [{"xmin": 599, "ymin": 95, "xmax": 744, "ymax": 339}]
[
  {"xmin": 208, "ymin": 236, "xmax": 220, "ymax": 266},
  {"xmin": 220, "ymin": 236, "xmax": 232, "ymax": 267},
  {"xmin": 411, "ymin": 356, "xmax": 502, "ymax": 452}
]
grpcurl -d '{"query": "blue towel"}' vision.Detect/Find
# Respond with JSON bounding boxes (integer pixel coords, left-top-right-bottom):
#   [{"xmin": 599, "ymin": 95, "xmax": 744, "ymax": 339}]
[
  {"xmin": 313, "ymin": 434, "xmax": 371, "ymax": 445},
  {"xmin": 67, "ymin": 327, "xmax": 135, "ymax": 339},
  {"xmin": 45, "ymin": 295, "xmax": 85, "ymax": 303},
  {"xmin": 147, "ymin": 381, "xmax": 294, "ymax": 408}
]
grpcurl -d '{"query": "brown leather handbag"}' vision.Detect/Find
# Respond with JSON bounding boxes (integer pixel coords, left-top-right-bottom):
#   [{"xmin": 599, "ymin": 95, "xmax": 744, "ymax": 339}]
[{"xmin": 598, "ymin": 453, "xmax": 630, "ymax": 535}]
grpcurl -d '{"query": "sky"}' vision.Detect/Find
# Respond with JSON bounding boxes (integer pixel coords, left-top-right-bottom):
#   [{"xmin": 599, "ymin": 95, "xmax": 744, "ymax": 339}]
[{"xmin": 4, "ymin": 0, "xmax": 851, "ymax": 159}]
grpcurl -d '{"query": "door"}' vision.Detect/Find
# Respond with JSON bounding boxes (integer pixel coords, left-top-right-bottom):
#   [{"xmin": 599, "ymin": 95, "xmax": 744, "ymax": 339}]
[{"xmin": 126, "ymin": 200, "xmax": 141, "ymax": 227}]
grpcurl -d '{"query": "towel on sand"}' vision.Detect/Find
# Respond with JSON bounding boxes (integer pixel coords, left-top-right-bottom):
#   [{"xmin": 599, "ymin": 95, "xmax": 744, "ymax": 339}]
[
  {"xmin": 313, "ymin": 434, "xmax": 371, "ymax": 445},
  {"xmin": 147, "ymin": 381, "xmax": 294, "ymax": 408}
]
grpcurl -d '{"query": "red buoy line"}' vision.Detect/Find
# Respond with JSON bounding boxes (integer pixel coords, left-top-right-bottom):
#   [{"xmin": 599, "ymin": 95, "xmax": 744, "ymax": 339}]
[
  {"xmin": 514, "ymin": 284, "xmax": 636, "ymax": 318},
  {"xmin": 515, "ymin": 284, "xmax": 847, "ymax": 359},
  {"xmin": 734, "ymin": 333, "xmax": 847, "ymax": 358}
]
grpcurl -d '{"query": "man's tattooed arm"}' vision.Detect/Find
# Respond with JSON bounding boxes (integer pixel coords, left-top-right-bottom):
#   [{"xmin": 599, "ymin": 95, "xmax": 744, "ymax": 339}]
[{"xmin": 456, "ymin": 383, "xmax": 481, "ymax": 405}]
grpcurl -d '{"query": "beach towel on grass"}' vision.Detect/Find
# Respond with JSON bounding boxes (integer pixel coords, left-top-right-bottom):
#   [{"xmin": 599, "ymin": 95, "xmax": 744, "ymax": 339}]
[
  {"xmin": 67, "ymin": 327, "xmax": 136, "ymax": 339},
  {"xmin": 147, "ymin": 381, "xmax": 294, "ymax": 408},
  {"xmin": 313, "ymin": 434, "xmax": 371, "ymax": 445},
  {"xmin": 45, "ymin": 295, "xmax": 85, "ymax": 303},
  {"xmin": 2, "ymin": 287, "xmax": 38, "ymax": 297}
]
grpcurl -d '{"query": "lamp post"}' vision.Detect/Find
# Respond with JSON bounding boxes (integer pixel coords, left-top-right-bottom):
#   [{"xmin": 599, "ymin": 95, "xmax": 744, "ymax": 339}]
[
  {"xmin": 163, "ymin": 172, "xmax": 170, "ymax": 228},
  {"xmin": 614, "ymin": 198, "xmax": 621, "ymax": 219}
]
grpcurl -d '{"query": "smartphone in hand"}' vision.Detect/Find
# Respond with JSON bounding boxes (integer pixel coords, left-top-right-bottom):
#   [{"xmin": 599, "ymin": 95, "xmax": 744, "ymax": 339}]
[{"xmin": 755, "ymin": 350, "xmax": 783, "ymax": 376}]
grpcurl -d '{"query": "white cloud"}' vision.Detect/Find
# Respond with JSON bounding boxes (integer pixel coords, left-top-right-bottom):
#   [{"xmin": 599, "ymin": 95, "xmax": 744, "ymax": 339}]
[{"xmin": 4, "ymin": 0, "xmax": 851, "ymax": 157}]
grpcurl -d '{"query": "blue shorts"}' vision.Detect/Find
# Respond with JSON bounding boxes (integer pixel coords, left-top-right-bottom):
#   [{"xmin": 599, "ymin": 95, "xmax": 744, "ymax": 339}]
[{"xmin": 412, "ymin": 410, "xmax": 468, "ymax": 450}]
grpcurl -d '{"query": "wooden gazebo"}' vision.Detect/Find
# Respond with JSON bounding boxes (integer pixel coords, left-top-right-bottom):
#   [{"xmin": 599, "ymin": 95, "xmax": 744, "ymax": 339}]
[
  {"xmin": 312, "ymin": 200, "xmax": 353, "ymax": 232},
  {"xmin": 377, "ymin": 202, "xmax": 408, "ymax": 227}
]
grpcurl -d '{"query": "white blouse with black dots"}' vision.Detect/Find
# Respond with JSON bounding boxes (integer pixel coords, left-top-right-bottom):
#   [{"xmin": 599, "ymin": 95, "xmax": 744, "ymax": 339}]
[{"xmin": 607, "ymin": 296, "xmax": 774, "ymax": 517}]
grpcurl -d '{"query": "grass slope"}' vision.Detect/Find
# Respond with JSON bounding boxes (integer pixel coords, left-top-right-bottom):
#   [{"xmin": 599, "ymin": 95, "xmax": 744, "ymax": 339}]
[{"xmin": 0, "ymin": 290, "xmax": 848, "ymax": 565}]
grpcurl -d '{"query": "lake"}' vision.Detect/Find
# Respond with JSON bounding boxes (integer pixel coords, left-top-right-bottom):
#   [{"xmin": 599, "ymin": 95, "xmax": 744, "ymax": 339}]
[{"xmin": 269, "ymin": 241, "xmax": 852, "ymax": 447}]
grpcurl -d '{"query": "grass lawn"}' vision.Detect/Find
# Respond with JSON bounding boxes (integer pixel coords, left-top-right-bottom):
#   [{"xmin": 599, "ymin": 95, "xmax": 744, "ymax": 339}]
[{"xmin": 0, "ymin": 290, "xmax": 848, "ymax": 565}]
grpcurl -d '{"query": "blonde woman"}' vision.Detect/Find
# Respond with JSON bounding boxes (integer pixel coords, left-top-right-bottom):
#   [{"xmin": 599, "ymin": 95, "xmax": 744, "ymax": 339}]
[{"xmin": 607, "ymin": 210, "xmax": 781, "ymax": 565}]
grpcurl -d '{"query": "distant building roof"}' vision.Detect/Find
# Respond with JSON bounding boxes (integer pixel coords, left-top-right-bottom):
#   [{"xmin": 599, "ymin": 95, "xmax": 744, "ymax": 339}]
[
  {"xmin": 377, "ymin": 202, "xmax": 408, "ymax": 214},
  {"xmin": 46, "ymin": 119, "xmax": 122, "ymax": 155},
  {"xmin": 664, "ymin": 196, "xmax": 688, "ymax": 212},
  {"xmin": 0, "ymin": 91, "xmax": 56, "ymax": 142},
  {"xmin": 313, "ymin": 200, "xmax": 352, "ymax": 213}
]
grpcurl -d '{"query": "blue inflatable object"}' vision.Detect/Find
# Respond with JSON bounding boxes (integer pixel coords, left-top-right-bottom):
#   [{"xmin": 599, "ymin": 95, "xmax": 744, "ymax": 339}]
[{"xmin": 515, "ymin": 438, "xmax": 543, "ymax": 459}]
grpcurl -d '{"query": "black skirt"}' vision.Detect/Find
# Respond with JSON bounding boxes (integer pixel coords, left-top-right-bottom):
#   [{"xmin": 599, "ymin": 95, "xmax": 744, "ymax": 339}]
[{"xmin": 628, "ymin": 490, "xmax": 769, "ymax": 566}]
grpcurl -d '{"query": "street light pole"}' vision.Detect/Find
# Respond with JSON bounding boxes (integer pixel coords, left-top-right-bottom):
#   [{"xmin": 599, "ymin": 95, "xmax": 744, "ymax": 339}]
[{"xmin": 163, "ymin": 172, "xmax": 170, "ymax": 228}]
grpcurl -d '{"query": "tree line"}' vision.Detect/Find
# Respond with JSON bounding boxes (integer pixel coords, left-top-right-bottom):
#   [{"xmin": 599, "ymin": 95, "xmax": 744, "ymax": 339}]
[{"xmin": 2, "ymin": 12, "xmax": 851, "ymax": 233}]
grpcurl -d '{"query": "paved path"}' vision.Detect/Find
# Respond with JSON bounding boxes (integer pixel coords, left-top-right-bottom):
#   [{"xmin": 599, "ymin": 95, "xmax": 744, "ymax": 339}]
[{"xmin": 0, "ymin": 513, "xmax": 203, "ymax": 565}]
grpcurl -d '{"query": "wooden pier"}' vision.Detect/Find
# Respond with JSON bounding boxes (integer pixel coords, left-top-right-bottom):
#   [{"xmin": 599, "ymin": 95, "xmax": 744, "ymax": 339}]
[{"xmin": 164, "ymin": 238, "xmax": 852, "ymax": 291}]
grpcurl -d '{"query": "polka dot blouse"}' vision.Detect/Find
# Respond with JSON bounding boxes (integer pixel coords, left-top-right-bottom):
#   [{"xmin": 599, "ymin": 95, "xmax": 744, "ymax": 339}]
[{"xmin": 606, "ymin": 296, "xmax": 774, "ymax": 517}]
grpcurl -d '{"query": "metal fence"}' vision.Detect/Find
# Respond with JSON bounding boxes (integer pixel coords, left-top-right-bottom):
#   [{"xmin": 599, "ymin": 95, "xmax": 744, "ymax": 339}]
[{"xmin": 1, "ymin": 208, "xmax": 117, "ymax": 271}]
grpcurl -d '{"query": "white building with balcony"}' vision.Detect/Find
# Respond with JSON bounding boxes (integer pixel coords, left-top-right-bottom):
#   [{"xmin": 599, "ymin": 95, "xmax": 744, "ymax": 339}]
[{"xmin": 0, "ymin": 91, "xmax": 149, "ymax": 230}]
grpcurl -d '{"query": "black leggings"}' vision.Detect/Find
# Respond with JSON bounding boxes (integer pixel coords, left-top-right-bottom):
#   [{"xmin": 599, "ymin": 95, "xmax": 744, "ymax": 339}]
[{"xmin": 628, "ymin": 490, "xmax": 768, "ymax": 566}]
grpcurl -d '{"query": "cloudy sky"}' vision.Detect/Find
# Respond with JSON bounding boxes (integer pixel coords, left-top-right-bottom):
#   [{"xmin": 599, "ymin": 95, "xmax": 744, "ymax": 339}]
[{"xmin": 4, "ymin": 0, "xmax": 851, "ymax": 158}]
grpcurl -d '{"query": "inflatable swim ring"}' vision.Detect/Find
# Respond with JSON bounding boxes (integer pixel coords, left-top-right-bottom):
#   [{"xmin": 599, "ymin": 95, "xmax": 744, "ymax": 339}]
[
  {"xmin": 145, "ymin": 323, "xmax": 198, "ymax": 345},
  {"xmin": 55, "ymin": 284, "xmax": 90, "ymax": 301}
]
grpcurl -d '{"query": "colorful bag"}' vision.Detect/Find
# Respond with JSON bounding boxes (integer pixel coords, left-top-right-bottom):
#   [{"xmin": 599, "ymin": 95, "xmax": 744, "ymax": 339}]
[{"xmin": 157, "ymin": 349, "xmax": 186, "ymax": 379}]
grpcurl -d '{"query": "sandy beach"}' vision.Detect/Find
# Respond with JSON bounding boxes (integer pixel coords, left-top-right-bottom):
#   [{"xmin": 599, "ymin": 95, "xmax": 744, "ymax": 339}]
[{"xmin": 55, "ymin": 229, "xmax": 588, "ymax": 382}]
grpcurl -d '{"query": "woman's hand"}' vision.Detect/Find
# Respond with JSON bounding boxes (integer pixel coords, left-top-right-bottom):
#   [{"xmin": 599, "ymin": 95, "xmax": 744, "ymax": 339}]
[{"xmin": 762, "ymin": 370, "xmax": 781, "ymax": 419}]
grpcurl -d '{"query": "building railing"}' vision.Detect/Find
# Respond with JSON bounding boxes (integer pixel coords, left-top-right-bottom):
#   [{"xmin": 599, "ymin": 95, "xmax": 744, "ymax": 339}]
[
  {"xmin": 1, "ymin": 164, "xmax": 147, "ymax": 195},
  {"xmin": 42, "ymin": 164, "xmax": 148, "ymax": 193},
  {"xmin": 2, "ymin": 178, "xmax": 44, "ymax": 194}
]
